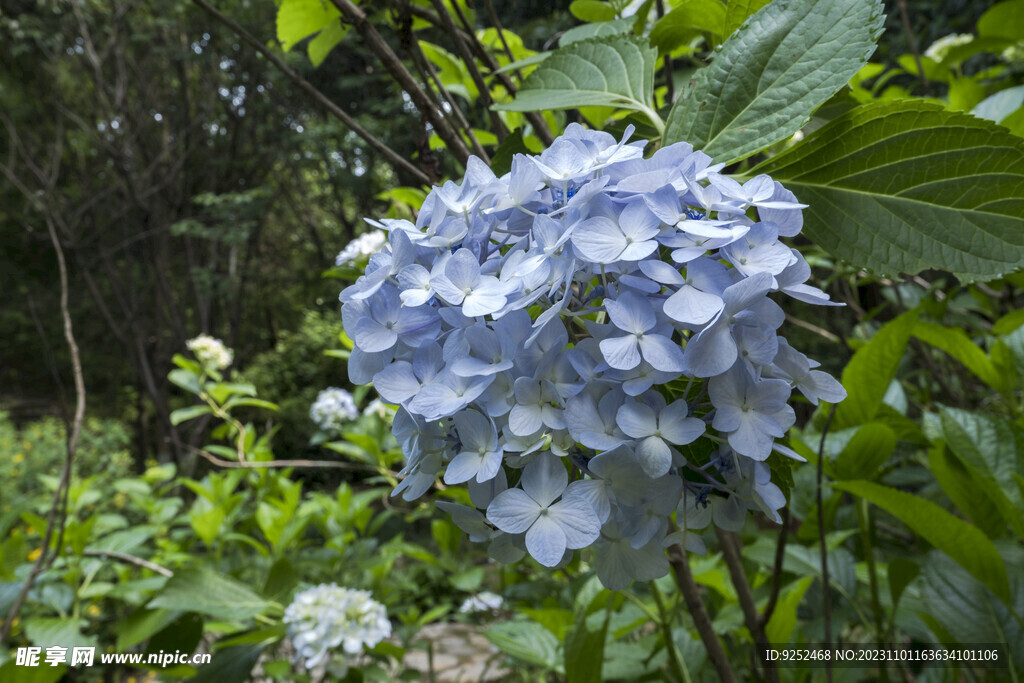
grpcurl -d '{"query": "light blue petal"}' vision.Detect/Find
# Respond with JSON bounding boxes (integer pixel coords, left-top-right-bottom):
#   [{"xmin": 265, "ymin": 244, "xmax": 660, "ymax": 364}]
[
  {"xmin": 525, "ymin": 515, "xmax": 567, "ymax": 567},
  {"xmin": 682, "ymin": 320, "xmax": 736, "ymax": 377},
  {"xmin": 664, "ymin": 285, "xmax": 723, "ymax": 326},
  {"xmin": 548, "ymin": 493, "xmax": 601, "ymax": 549},
  {"xmin": 604, "ymin": 293, "xmax": 655, "ymax": 334},
  {"xmin": 571, "ymin": 216, "xmax": 626, "ymax": 264},
  {"xmin": 372, "ymin": 362, "xmax": 420, "ymax": 404},
  {"xmin": 639, "ymin": 334, "xmax": 685, "ymax": 373},
  {"xmin": 600, "ymin": 335, "xmax": 641, "ymax": 371},
  {"xmin": 444, "ymin": 451, "xmax": 484, "ymax": 485},
  {"xmin": 521, "ymin": 452, "xmax": 568, "ymax": 508},
  {"xmin": 616, "ymin": 401, "xmax": 657, "ymax": 439},
  {"xmin": 353, "ymin": 317, "xmax": 398, "ymax": 353},
  {"xmin": 486, "ymin": 488, "xmax": 541, "ymax": 534},
  {"xmin": 635, "ymin": 436, "xmax": 673, "ymax": 478}
]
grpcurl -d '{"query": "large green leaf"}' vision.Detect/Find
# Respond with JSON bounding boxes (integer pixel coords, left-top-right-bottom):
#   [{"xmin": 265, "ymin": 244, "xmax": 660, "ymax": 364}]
[
  {"xmin": 484, "ymin": 621, "xmax": 561, "ymax": 670},
  {"xmin": 148, "ymin": 567, "xmax": 271, "ymax": 622},
  {"xmin": 918, "ymin": 549, "xmax": 1024, "ymax": 671},
  {"xmin": 939, "ymin": 406, "xmax": 1024, "ymax": 539},
  {"xmin": 723, "ymin": 0, "xmax": 770, "ymax": 35},
  {"xmin": 833, "ymin": 480, "xmax": 1011, "ymax": 603},
  {"xmin": 276, "ymin": 0, "xmax": 340, "ymax": 52},
  {"xmin": 829, "ymin": 422, "xmax": 895, "ymax": 480},
  {"xmin": 649, "ymin": 0, "xmax": 726, "ymax": 54},
  {"xmin": 832, "ymin": 309, "xmax": 918, "ymax": 430},
  {"xmin": 663, "ymin": 0, "xmax": 883, "ymax": 163},
  {"xmin": 978, "ymin": 1, "xmax": 1024, "ymax": 42},
  {"xmin": 494, "ymin": 35, "xmax": 659, "ymax": 126},
  {"xmin": 912, "ymin": 321, "xmax": 1005, "ymax": 392},
  {"xmin": 752, "ymin": 101, "xmax": 1024, "ymax": 281}
]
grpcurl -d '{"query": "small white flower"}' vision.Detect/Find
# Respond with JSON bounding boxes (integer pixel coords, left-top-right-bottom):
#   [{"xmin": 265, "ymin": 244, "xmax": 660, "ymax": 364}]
[
  {"xmin": 458, "ymin": 591, "xmax": 503, "ymax": 613},
  {"xmin": 362, "ymin": 397, "xmax": 395, "ymax": 422},
  {"xmin": 336, "ymin": 230, "xmax": 387, "ymax": 267},
  {"xmin": 186, "ymin": 334, "xmax": 233, "ymax": 370},
  {"xmin": 924, "ymin": 33, "xmax": 973, "ymax": 62},
  {"xmin": 310, "ymin": 388, "xmax": 359, "ymax": 432},
  {"xmin": 284, "ymin": 584, "xmax": 391, "ymax": 669}
]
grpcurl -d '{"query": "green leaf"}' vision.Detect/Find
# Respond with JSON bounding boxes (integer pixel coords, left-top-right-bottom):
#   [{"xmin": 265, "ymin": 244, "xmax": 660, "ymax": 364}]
[
  {"xmin": 723, "ymin": 0, "xmax": 770, "ymax": 35},
  {"xmin": 561, "ymin": 19, "xmax": 633, "ymax": 46},
  {"xmin": 276, "ymin": 0, "xmax": 340, "ymax": 52},
  {"xmin": 168, "ymin": 368, "xmax": 201, "ymax": 394},
  {"xmin": 978, "ymin": 1, "xmax": 1024, "ymax": 42},
  {"xmin": 494, "ymin": 35, "xmax": 659, "ymax": 126},
  {"xmin": 663, "ymin": 0, "xmax": 884, "ymax": 163},
  {"xmin": 917, "ymin": 550, "xmax": 1024, "ymax": 670},
  {"xmin": 488, "ymin": 128, "xmax": 531, "ymax": 176},
  {"xmin": 833, "ymin": 309, "xmax": 918, "ymax": 430},
  {"xmin": 170, "ymin": 404, "xmax": 212, "ymax": 426},
  {"xmin": 928, "ymin": 445, "xmax": 1005, "ymax": 537},
  {"xmin": 912, "ymin": 321, "xmax": 1005, "ymax": 392},
  {"xmin": 24, "ymin": 618, "xmax": 97, "ymax": 651},
  {"xmin": 222, "ymin": 397, "xmax": 279, "ymax": 412},
  {"xmin": 939, "ymin": 406, "xmax": 1024, "ymax": 539},
  {"xmin": 307, "ymin": 21, "xmax": 348, "ymax": 67},
  {"xmin": 830, "ymin": 422, "xmax": 895, "ymax": 480},
  {"xmin": 993, "ymin": 308, "xmax": 1024, "ymax": 336},
  {"xmin": 116, "ymin": 608, "xmax": 182, "ymax": 650},
  {"xmin": 149, "ymin": 567, "xmax": 271, "ymax": 621},
  {"xmin": 569, "ymin": 0, "xmax": 617, "ymax": 22},
  {"xmin": 972, "ymin": 85, "xmax": 1024, "ymax": 125},
  {"xmin": 833, "ymin": 480, "xmax": 1011, "ymax": 603},
  {"xmin": 191, "ymin": 644, "xmax": 265, "ymax": 683},
  {"xmin": 751, "ymin": 101, "xmax": 1024, "ymax": 282},
  {"xmin": 764, "ymin": 576, "xmax": 813, "ymax": 644},
  {"xmin": 650, "ymin": 0, "xmax": 726, "ymax": 54},
  {"xmin": 887, "ymin": 557, "xmax": 919, "ymax": 610},
  {"xmin": 564, "ymin": 608, "xmax": 608, "ymax": 683},
  {"xmin": 484, "ymin": 621, "xmax": 560, "ymax": 670}
]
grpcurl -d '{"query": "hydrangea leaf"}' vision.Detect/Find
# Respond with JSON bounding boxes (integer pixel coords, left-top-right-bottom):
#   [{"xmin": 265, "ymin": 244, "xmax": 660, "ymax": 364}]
[
  {"xmin": 149, "ymin": 567, "xmax": 271, "ymax": 621},
  {"xmin": 649, "ymin": 0, "xmax": 727, "ymax": 54},
  {"xmin": 663, "ymin": 0, "xmax": 884, "ymax": 163},
  {"xmin": 723, "ymin": 0, "xmax": 770, "ymax": 36},
  {"xmin": 753, "ymin": 101, "xmax": 1024, "ymax": 282},
  {"xmin": 833, "ymin": 480, "xmax": 1011, "ymax": 604},
  {"xmin": 494, "ymin": 35, "xmax": 659, "ymax": 126},
  {"xmin": 276, "ymin": 0, "xmax": 340, "ymax": 52}
]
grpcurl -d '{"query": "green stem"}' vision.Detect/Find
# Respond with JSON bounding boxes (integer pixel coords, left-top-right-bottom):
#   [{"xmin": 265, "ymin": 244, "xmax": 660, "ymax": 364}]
[{"xmin": 650, "ymin": 581, "xmax": 693, "ymax": 683}]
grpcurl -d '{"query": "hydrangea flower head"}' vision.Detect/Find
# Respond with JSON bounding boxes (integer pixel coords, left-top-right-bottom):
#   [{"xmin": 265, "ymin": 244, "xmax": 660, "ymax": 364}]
[
  {"xmin": 336, "ymin": 230, "xmax": 387, "ymax": 267},
  {"xmin": 186, "ymin": 334, "xmax": 233, "ymax": 370},
  {"xmin": 284, "ymin": 584, "xmax": 391, "ymax": 669},
  {"xmin": 310, "ymin": 387, "xmax": 359, "ymax": 432},
  {"xmin": 338, "ymin": 124, "xmax": 845, "ymax": 589}
]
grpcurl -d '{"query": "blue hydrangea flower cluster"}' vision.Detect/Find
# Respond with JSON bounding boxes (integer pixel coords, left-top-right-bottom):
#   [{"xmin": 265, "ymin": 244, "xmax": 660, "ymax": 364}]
[{"xmin": 339, "ymin": 125, "xmax": 846, "ymax": 589}]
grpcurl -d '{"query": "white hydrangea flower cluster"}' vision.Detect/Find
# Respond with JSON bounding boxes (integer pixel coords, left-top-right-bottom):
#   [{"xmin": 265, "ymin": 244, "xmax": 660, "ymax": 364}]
[
  {"xmin": 458, "ymin": 591, "xmax": 504, "ymax": 613},
  {"xmin": 924, "ymin": 33, "xmax": 973, "ymax": 62},
  {"xmin": 336, "ymin": 230, "xmax": 387, "ymax": 267},
  {"xmin": 310, "ymin": 387, "xmax": 359, "ymax": 432},
  {"xmin": 284, "ymin": 584, "xmax": 391, "ymax": 669},
  {"xmin": 186, "ymin": 334, "xmax": 233, "ymax": 370}
]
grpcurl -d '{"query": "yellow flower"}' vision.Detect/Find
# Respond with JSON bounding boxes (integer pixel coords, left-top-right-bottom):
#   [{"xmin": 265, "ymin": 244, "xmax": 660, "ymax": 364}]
[
  {"xmin": 27, "ymin": 548, "xmax": 42, "ymax": 561},
  {"xmin": 87, "ymin": 604, "xmax": 102, "ymax": 617},
  {"xmin": 12, "ymin": 452, "xmax": 24, "ymax": 463}
]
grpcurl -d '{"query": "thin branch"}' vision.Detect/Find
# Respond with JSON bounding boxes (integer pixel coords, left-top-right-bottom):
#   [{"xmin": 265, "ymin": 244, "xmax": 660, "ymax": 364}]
[
  {"xmin": 190, "ymin": 0, "xmax": 432, "ymax": 185},
  {"xmin": 194, "ymin": 447, "xmax": 378, "ymax": 473},
  {"xmin": 2, "ymin": 218, "xmax": 87, "ymax": 642},
  {"xmin": 667, "ymin": 542, "xmax": 739, "ymax": 683},
  {"xmin": 759, "ymin": 507, "xmax": 789, "ymax": 627},
  {"xmin": 82, "ymin": 550, "xmax": 174, "ymax": 577},
  {"xmin": 818, "ymin": 403, "xmax": 837, "ymax": 683},
  {"xmin": 785, "ymin": 314, "xmax": 841, "ymax": 342},
  {"xmin": 326, "ymin": 0, "xmax": 473, "ymax": 166},
  {"xmin": 655, "ymin": 0, "xmax": 675, "ymax": 106},
  {"xmin": 435, "ymin": 0, "xmax": 509, "ymax": 141},
  {"xmin": 896, "ymin": 0, "xmax": 930, "ymax": 95},
  {"xmin": 716, "ymin": 529, "xmax": 778, "ymax": 683}
]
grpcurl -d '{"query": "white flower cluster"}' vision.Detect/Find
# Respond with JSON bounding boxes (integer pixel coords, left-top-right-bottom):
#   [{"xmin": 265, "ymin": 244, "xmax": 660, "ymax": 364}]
[
  {"xmin": 284, "ymin": 584, "xmax": 391, "ymax": 669},
  {"xmin": 924, "ymin": 33, "xmax": 973, "ymax": 62},
  {"xmin": 310, "ymin": 387, "xmax": 359, "ymax": 432},
  {"xmin": 186, "ymin": 334, "xmax": 233, "ymax": 370},
  {"xmin": 458, "ymin": 591, "xmax": 503, "ymax": 613},
  {"xmin": 336, "ymin": 230, "xmax": 387, "ymax": 267}
]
